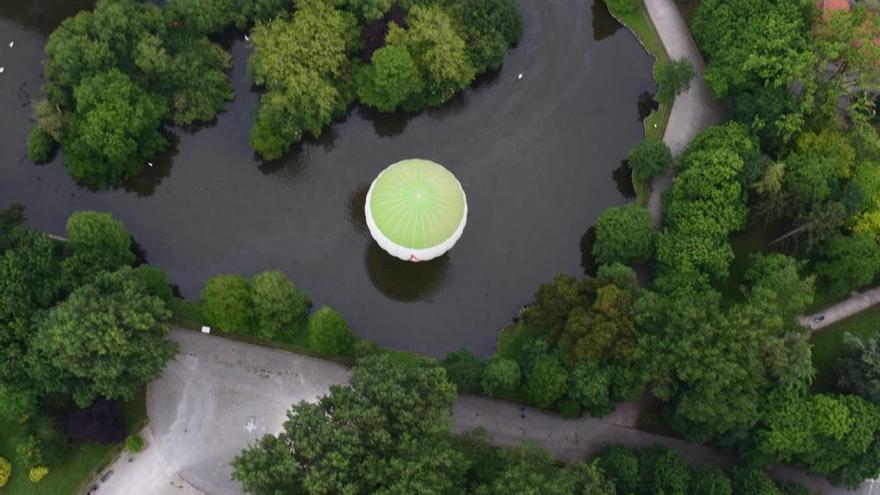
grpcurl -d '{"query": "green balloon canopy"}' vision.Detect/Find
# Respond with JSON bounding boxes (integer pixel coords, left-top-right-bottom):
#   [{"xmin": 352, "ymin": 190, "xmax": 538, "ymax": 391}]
[{"xmin": 365, "ymin": 159, "xmax": 468, "ymax": 262}]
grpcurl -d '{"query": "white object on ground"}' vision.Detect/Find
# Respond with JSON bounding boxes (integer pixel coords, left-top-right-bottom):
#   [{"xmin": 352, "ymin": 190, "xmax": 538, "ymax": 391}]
[
  {"xmin": 200, "ymin": 326, "xmax": 211, "ymax": 334},
  {"xmin": 517, "ymin": 73, "xmax": 523, "ymax": 79}
]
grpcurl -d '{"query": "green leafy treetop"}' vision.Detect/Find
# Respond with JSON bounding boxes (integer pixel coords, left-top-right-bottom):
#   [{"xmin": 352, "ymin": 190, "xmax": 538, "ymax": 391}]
[{"xmin": 27, "ymin": 267, "xmax": 177, "ymax": 407}]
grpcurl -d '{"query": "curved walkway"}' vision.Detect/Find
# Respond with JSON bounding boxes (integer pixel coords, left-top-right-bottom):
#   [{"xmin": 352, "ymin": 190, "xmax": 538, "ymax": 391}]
[
  {"xmin": 97, "ymin": 330, "xmax": 872, "ymax": 495},
  {"xmin": 642, "ymin": 0, "xmax": 726, "ymax": 226}
]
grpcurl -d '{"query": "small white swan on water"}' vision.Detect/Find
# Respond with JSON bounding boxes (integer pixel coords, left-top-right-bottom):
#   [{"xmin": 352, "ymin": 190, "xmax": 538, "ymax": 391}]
[
  {"xmin": 517, "ymin": 73, "xmax": 523, "ymax": 80},
  {"xmin": 244, "ymin": 34, "xmax": 250, "ymax": 41},
  {"xmin": 8, "ymin": 41, "xmax": 13, "ymax": 48},
  {"xmin": 0, "ymin": 67, "xmax": 5, "ymax": 74},
  {"xmin": 147, "ymin": 162, "xmax": 154, "ymax": 167}
]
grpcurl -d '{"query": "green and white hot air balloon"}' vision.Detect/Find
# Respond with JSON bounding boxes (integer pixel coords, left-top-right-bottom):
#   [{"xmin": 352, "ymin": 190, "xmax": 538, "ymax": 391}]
[{"xmin": 365, "ymin": 159, "xmax": 467, "ymax": 262}]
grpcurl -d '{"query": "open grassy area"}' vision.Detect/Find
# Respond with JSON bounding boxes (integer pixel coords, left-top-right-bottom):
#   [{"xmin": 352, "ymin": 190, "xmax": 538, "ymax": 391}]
[
  {"xmin": 811, "ymin": 305, "xmax": 880, "ymax": 393},
  {"xmin": 0, "ymin": 392, "xmax": 146, "ymax": 495}
]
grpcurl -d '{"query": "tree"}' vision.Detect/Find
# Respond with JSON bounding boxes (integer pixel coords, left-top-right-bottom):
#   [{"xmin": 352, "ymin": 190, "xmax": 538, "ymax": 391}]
[
  {"xmin": 451, "ymin": 0, "xmax": 522, "ymax": 73},
  {"xmin": 593, "ymin": 204, "xmax": 655, "ymax": 265},
  {"xmin": 164, "ymin": 0, "xmax": 237, "ymax": 36},
  {"xmin": 521, "ymin": 274, "xmax": 585, "ymax": 339},
  {"xmin": 523, "ymin": 352, "xmax": 568, "ymax": 409},
  {"xmin": 386, "ymin": 5, "xmax": 476, "ymax": 108},
  {"xmin": 627, "ymin": 137, "xmax": 672, "ymax": 186},
  {"xmin": 344, "ymin": 0, "xmax": 393, "ymax": 22},
  {"xmin": 838, "ymin": 333, "xmax": 880, "ymax": 403},
  {"xmin": 638, "ymin": 446, "xmax": 690, "ymax": 495},
  {"xmin": 62, "ymin": 211, "xmax": 135, "ymax": 288},
  {"xmin": 356, "ymin": 45, "xmax": 424, "ymax": 112},
  {"xmin": 654, "ymin": 58, "xmax": 694, "ymax": 104},
  {"xmin": 27, "ymin": 267, "xmax": 177, "ymax": 407},
  {"xmin": 481, "ymin": 355, "xmax": 521, "ymax": 396},
  {"xmin": 200, "ymin": 274, "xmax": 255, "ymax": 333},
  {"xmin": 594, "ymin": 445, "xmax": 640, "ymax": 495},
  {"xmin": 232, "ymin": 354, "xmax": 459, "ymax": 494},
  {"xmin": 442, "ymin": 349, "xmax": 485, "ymax": 394},
  {"xmin": 689, "ymin": 467, "xmax": 733, "ymax": 495},
  {"xmin": 479, "ymin": 444, "xmax": 577, "ymax": 495},
  {"xmin": 250, "ymin": 270, "xmax": 311, "ymax": 339},
  {"xmin": 559, "ymin": 284, "xmax": 637, "ymax": 365},
  {"xmin": 307, "ymin": 306, "xmax": 357, "ymax": 356},
  {"xmin": 728, "ymin": 468, "xmax": 782, "ymax": 495},
  {"xmin": 0, "ymin": 228, "xmax": 61, "ymax": 323},
  {"xmin": 743, "ymin": 254, "xmax": 814, "ymax": 321},
  {"xmin": 26, "ymin": 127, "xmax": 55, "ymax": 163},
  {"xmin": 816, "ymin": 233, "xmax": 880, "ymax": 297},
  {"xmin": 248, "ymin": 0, "xmax": 359, "ymax": 159},
  {"xmin": 63, "ymin": 69, "xmax": 167, "ymax": 188}
]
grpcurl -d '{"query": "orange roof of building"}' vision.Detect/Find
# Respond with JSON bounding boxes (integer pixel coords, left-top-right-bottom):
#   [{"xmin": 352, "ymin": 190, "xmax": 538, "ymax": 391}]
[{"xmin": 818, "ymin": 0, "xmax": 851, "ymax": 21}]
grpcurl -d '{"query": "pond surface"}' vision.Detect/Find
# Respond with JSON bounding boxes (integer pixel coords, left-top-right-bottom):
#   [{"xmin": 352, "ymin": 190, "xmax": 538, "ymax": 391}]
[{"xmin": 0, "ymin": 0, "xmax": 654, "ymax": 356}]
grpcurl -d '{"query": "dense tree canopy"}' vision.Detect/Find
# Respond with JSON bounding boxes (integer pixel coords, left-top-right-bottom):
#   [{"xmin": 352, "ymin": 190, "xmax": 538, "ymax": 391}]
[
  {"xmin": 27, "ymin": 267, "xmax": 177, "ymax": 407},
  {"xmin": 593, "ymin": 204, "xmax": 655, "ymax": 265}
]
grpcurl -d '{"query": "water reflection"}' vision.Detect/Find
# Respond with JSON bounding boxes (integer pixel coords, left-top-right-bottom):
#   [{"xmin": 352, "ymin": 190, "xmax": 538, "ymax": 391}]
[
  {"xmin": 612, "ymin": 160, "xmax": 636, "ymax": 198},
  {"xmin": 357, "ymin": 106, "xmax": 413, "ymax": 139},
  {"xmin": 347, "ymin": 183, "xmax": 370, "ymax": 235},
  {"xmin": 122, "ymin": 134, "xmax": 178, "ymax": 197},
  {"xmin": 637, "ymin": 91, "xmax": 659, "ymax": 121},
  {"xmin": 365, "ymin": 242, "xmax": 451, "ymax": 302},
  {"xmin": 579, "ymin": 226, "xmax": 598, "ymax": 276},
  {"xmin": 592, "ymin": 0, "xmax": 622, "ymax": 42}
]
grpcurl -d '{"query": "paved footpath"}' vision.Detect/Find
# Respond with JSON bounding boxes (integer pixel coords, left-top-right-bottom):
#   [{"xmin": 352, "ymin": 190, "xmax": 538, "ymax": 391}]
[
  {"xmin": 92, "ymin": 330, "xmax": 872, "ymax": 495},
  {"xmin": 799, "ymin": 286, "xmax": 880, "ymax": 332},
  {"xmin": 641, "ymin": 0, "xmax": 726, "ymax": 226}
]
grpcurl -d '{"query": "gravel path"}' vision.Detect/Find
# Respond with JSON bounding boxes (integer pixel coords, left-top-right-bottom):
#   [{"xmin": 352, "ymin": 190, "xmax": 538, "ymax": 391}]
[
  {"xmin": 799, "ymin": 286, "xmax": 880, "ymax": 332},
  {"xmin": 642, "ymin": 0, "xmax": 726, "ymax": 226}
]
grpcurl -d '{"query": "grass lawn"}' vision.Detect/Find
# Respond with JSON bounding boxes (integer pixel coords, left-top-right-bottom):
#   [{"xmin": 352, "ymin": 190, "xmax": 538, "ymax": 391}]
[
  {"xmin": 811, "ymin": 305, "xmax": 880, "ymax": 393},
  {"xmin": 169, "ymin": 297, "xmax": 427, "ymax": 368},
  {"xmin": 0, "ymin": 392, "xmax": 146, "ymax": 495},
  {"xmin": 606, "ymin": 2, "xmax": 671, "ymax": 205}
]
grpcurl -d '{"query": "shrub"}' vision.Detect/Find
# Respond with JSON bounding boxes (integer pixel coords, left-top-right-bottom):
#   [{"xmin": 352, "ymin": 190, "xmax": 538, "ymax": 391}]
[
  {"xmin": 307, "ymin": 306, "xmax": 356, "ymax": 356},
  {"xmin": 655, "ymin": 58, "xmax": 695, "ymax": 104},
  {"xmin": 65, "ymin": 211, "xmax": 135, "ymax": 267},
  {"xmin": 126, "ymin": 434, "xmax": 145, "ymax": 453},
  {"xmin": 16, "ymin": 436, "xmax": 44, "ymax": 469},
  {"xmin": 593, "ymin": 204, "xmax": 655, "ymax": 264},
  {"xmin": 131, "ymin": 265, "xmax": 174, "ymax": 303},
  {"xmin": 251, "ymin": 270, "xmax": 311, "ymax": 340},
  {"xmin": 605, "ymin": 0, "xmax": 642, "ymax": 16},
  {"xmin": 26, "ymin": 127, "xmax": 55, "ymax": 163},
  {"xmin": 201, "ymin": 274, "xmax": 255, "ymax": 332},
  {"xmin": 481, "ymin": 355, "xmax": 521, "ymax": 396},
  {"xmin": 628, "ymin": 137, "xmax": 673, "ymax": 185},
  {"xmin": 0, "ymin": 457, "xmax": 10, "ymax": 487},
  {"xmin": 28, "ymin": 466, "xmax": 48, "ymax": 483},
  {"xmin": 729, "ymin": 468, "xmax": 782, "ymax": 495},
  {"xmin": 442, "ymin": 349, "xmax": 485, "ymax": 393},
  {"xmin": 22, "ymin": 414, "xmax": 71, "ymax": 467},
  {"xmin": 838, "ymin": 333, "xmax": 880, "ymax": 402},
  {"xmin": 356, "ymin": 45, "xmax": 424, "ymax": 112}
]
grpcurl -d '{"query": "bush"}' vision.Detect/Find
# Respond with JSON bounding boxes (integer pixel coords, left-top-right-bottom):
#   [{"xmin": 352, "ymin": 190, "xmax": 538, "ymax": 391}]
[
  {"xmin": 16, "ymin": 435, "xmax": 44, "ymax": 469},
  {"xmin": 594, "ymin": 444, "xmax": 640, "ymax": 494},
  {"xmin": 481, "ymin": 355, "xmax": 521, "ymax": 396},
  {"xmin": 0, "ymin": 457, "xmax": 10, "ymax": 487},
  {"xmin": 605, "ymin": 0, "xmax": 642, "ymax": 15},
  {"xmin": 655, "ymin": 58, "xmax": 695, "ymax": 104},
  {"xmin": 28, "ymin": 466, "xmax": 48, "ymax": 483},
  {"xmin": 126, "ymin": 434, "xmax": 145, "ymax": 453},
  {"xmin": 251, "ymin": 270, "xmax": 311, "ymax": 340},
  {"xmin": 838, "ymin": 333, "xmax": 880, "ymax": 402},
  {"xmin": 65, "ymin": 211, "xmax": 135, "ymax": 267},
  {"xmin": 307, "ymin": 306, "xmax": 357, "ymax": 356},
  {"xmin": 131, "ymin": 265, "xmax": 174, "ymax": 303},
  {"xmin": 26, "ymin": 127, "xmax": 55, "ymax": 163},
  {"xmin": 442, "ymin": 349, "xmax": 485, "ymax": 393},
  {"xmin": 17, "ymin": 414, "xmax": 71, "ymax": 468},
  {"xmin": 729, "ymin": 468, "xmax": 782, "ymax": 495},
  {"xmin": 356, "ymin": 45, "xmax": 424, "ymax": 112},
  {"xmin": 593, "ymin": 204, "xmax": 655, "ymax": 264},
  {"xmin": 201, "ymin": 274, "xmax": 255, "ymax": 332},
  {"xmin": 628, "ymin": 137, "xmax": 673, "ymax": 185}
]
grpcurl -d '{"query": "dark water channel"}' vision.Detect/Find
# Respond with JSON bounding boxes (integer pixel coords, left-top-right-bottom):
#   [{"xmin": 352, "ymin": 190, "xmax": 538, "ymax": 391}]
[{"xmin": 0, "ymin": 0, "xmax": 654, "ymax": 356}]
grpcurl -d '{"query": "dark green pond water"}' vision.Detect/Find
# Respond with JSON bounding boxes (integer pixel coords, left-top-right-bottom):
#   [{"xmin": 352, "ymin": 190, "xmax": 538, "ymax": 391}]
[{"xmin": 0, "ymin": 0, "xmax": 654, "ymax": 356}]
